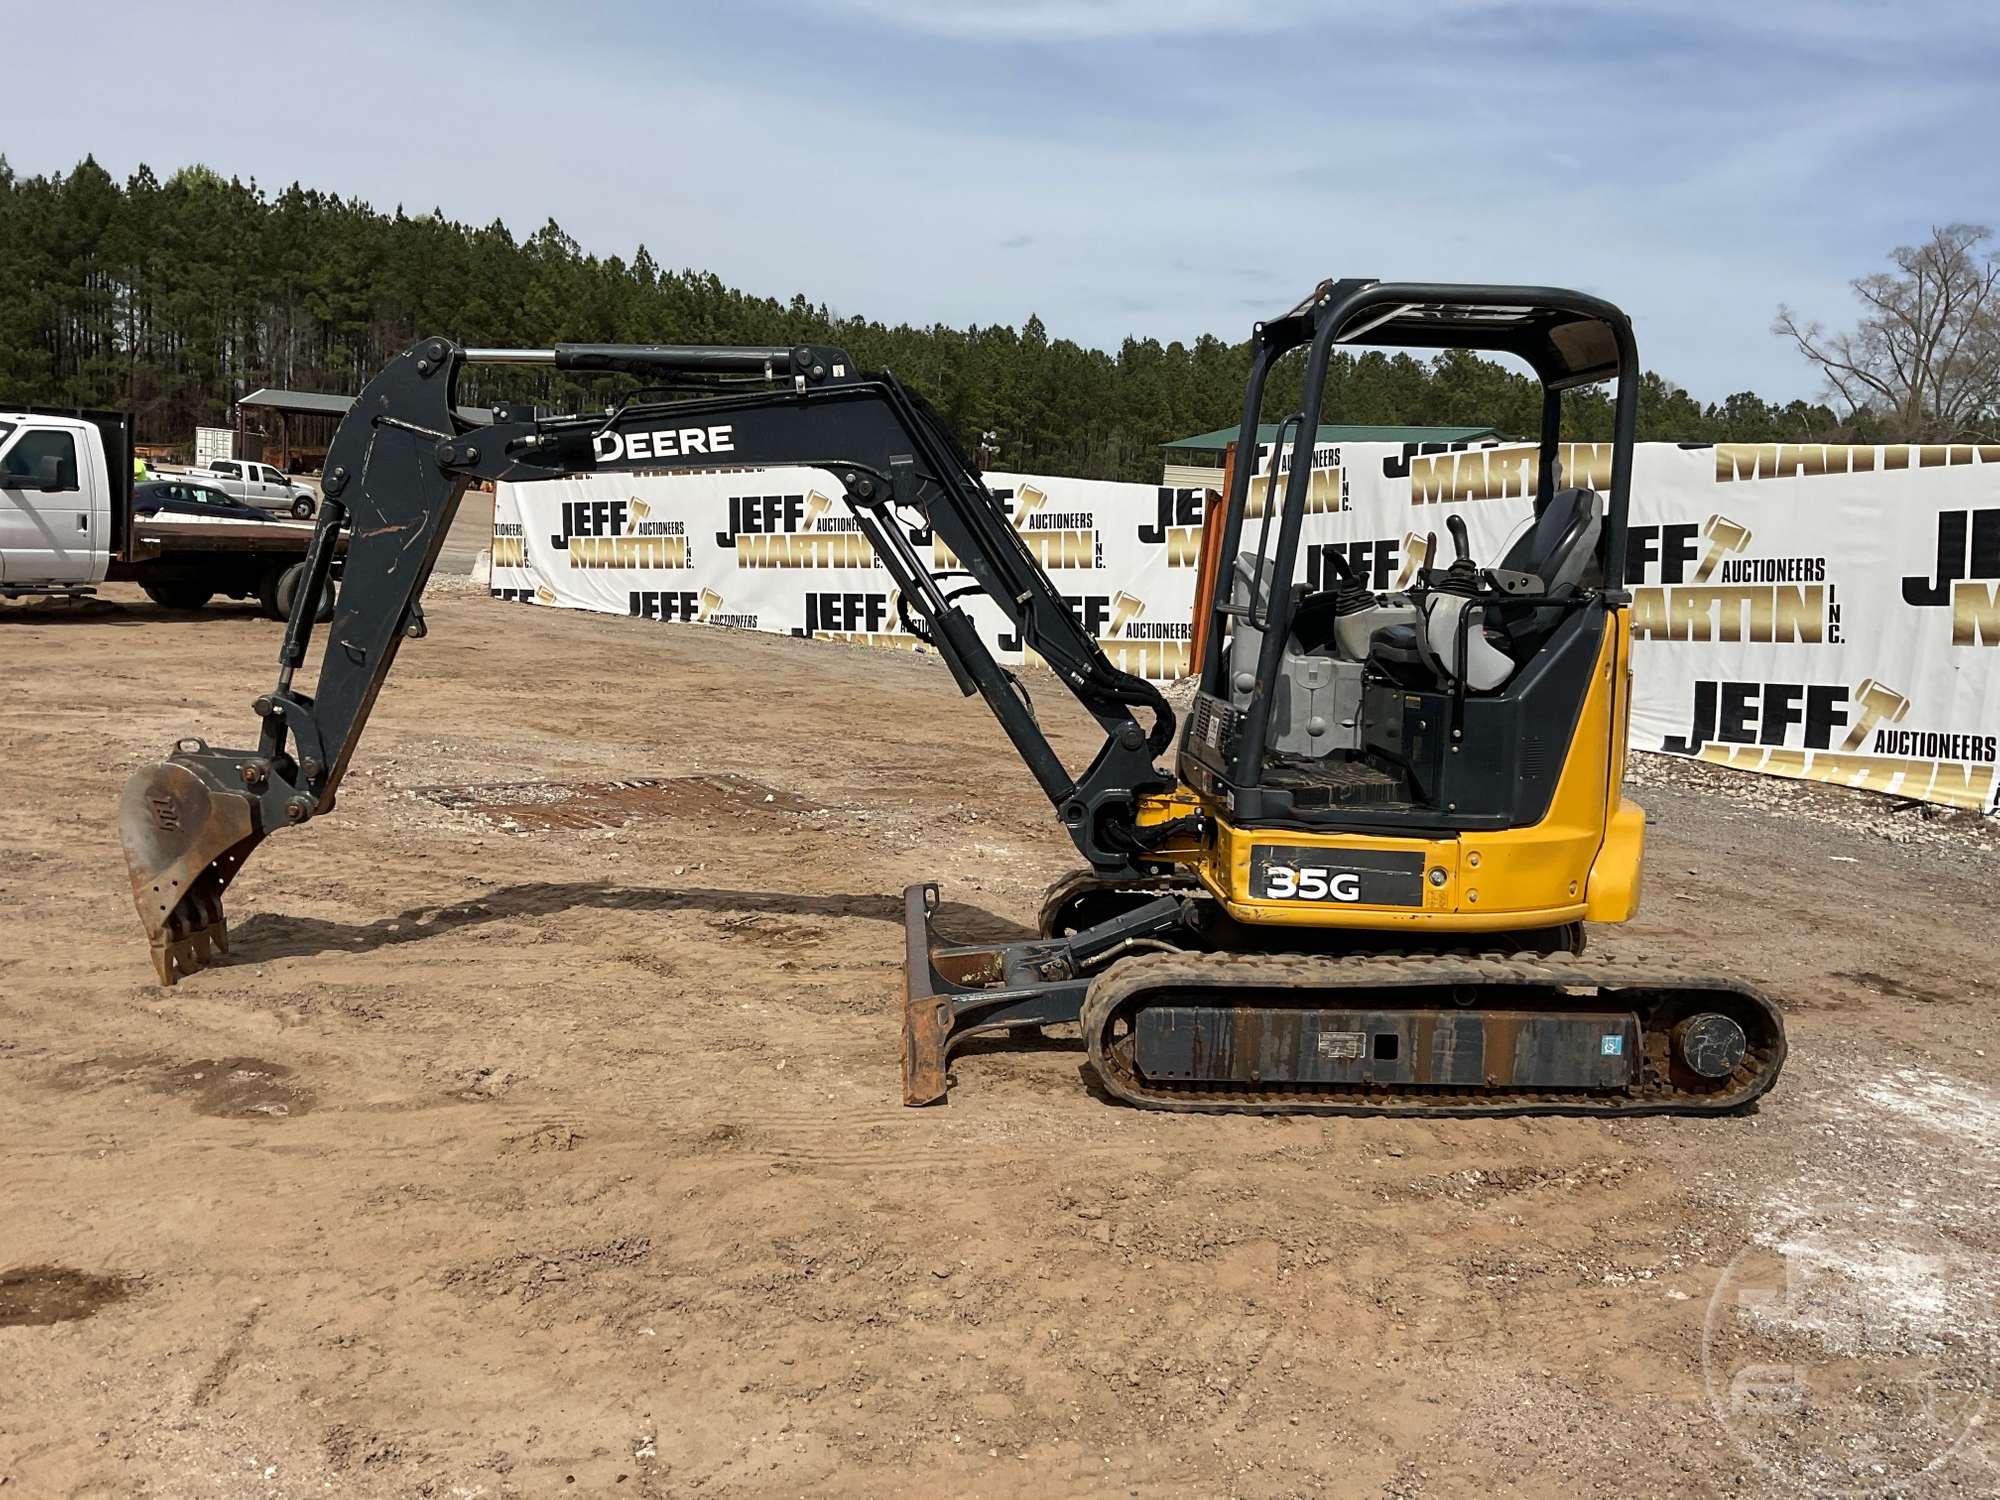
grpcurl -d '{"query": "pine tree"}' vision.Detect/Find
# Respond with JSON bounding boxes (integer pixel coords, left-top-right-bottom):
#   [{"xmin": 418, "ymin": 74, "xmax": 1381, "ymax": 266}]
[{"xmin": 0, "ymin": 156, "xmax": 1835, "ymax": 474}]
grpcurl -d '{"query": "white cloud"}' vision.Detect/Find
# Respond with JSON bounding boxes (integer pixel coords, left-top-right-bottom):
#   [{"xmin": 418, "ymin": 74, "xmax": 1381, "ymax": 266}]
[
  {"xmin": 7, "ymin": 0, "xmax": 1991, "ymax": 404},
  {"xmin": 834, "ymin": 0, "xmax": 1994, "ymax": 49},
  {"xmin": 836, "ymin": 0, "xmax": 1337, "ymax": 40}
]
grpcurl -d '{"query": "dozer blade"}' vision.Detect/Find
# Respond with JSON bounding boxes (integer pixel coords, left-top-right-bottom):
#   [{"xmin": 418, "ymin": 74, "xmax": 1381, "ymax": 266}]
[
  {"xmin": 900, "ymin": 881, "xmax": 1095, "ymax": 1106},
  {"xmin": 119, "ymin": 753, "xmax": 266, "ymax": 985}
]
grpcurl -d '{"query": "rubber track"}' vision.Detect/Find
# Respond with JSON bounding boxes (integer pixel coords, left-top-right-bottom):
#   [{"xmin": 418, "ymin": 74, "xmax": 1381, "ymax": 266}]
[{"xmin": 1080, "ymin": 950, "xmax": 1787, "ymax": 1118}]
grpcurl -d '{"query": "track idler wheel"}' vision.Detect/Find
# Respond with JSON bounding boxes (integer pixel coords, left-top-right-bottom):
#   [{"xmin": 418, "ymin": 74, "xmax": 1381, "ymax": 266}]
[{"xmin": 1673, "ymin": 1012, "xmax": 1748, "ymax": 1080}]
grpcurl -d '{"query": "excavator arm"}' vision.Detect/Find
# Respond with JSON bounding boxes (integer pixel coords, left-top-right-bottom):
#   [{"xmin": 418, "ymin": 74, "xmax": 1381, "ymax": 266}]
[{"xmin": 120, "ymin": 336, "xmax": 1182, "ymax": 986}]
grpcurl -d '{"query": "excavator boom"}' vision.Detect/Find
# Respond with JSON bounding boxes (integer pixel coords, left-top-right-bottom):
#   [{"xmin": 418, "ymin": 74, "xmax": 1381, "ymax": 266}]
[{"xmin": 120, "ymin": 336, "xmax": 1188, "ymax": 988}]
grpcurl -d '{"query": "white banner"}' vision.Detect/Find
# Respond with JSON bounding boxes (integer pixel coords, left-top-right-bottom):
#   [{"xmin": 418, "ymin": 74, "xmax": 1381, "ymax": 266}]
[
  {"xmin": 490, "ymin": 467, "xmax": 1205, "ymax": 678},
  {"xmin": 494, "ymin": 441, "xmax": 2000, "ymax": 813}
]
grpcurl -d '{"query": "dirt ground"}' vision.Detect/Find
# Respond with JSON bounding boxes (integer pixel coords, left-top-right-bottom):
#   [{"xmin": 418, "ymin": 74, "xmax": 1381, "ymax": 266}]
[{"xmin": 2, "ymin": 585, "xmax": 1994, "ymax": 1499}]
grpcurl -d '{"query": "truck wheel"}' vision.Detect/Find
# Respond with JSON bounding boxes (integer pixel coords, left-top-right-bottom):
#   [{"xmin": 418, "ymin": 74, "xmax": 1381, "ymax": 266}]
[
  {"xmin": 291, "ymin": 496, "xmax": 316, "ymax": 519},
  {"xmin": 275, "ymin": 562, "xmax": 335, "ymax": 623},
  {"xmin": 143, "ymin": 581, "xmax": 215, "ymax": 611},
  {"xmin": 257, "ymin": 563, "xmax": 286, "ymax": 620}
]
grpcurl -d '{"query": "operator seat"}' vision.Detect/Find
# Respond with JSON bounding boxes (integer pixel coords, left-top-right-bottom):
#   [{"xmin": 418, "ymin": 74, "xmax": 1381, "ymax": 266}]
[
  {"xmin": 1487, "ymin": 485, "xmax": 1604, "ymax": 653},
  {"xmin": 1371, "ymin": 487, "xmax": 1604, "ymax": 690}
]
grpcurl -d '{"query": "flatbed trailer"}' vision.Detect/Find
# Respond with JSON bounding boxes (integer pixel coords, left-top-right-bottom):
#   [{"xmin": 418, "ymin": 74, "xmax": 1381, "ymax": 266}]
[
  {"xmin": 115, "ymin": 513, "xmax": 347, "ymax": 616},
  {"xmin": 1, "ymin": 405, "xmax": 344, "ymax": 616}
]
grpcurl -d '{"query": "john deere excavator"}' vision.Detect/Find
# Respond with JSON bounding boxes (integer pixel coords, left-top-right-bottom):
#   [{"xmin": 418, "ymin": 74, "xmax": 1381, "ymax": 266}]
[{"xmin": 120, "ymin": 279, "xmax": 1785, "ymax": 1117}]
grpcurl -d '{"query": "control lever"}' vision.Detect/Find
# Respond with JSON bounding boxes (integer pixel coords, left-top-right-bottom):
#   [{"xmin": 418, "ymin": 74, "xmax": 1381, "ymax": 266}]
[
  {"xmin": 1433, "ymin": 516, "xmax": 1483, "ymax": 598},
  {"xmin": 1445, "ymin": 514, "xmax": 1544, "ymax": 597},
  {"xmin": 1419, "ymin": 512, "xmax": 1515, "ymax": 691}
]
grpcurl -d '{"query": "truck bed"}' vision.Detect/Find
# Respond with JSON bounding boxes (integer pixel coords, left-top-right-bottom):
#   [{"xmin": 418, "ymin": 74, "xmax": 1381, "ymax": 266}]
[{"xmin": 126, "ymin": 513, "xmax": 333, "ymax": 560}]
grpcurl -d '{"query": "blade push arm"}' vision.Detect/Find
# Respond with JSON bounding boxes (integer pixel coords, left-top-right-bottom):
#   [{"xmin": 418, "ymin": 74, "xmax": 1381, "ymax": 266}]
[{"xmin": 121, "ymin": 337, "xmax": 1182, "ymax": 983}]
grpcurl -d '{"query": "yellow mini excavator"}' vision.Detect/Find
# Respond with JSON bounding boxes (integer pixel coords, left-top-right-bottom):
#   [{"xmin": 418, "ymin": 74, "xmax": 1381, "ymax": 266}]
[{"xmin": 120, "ymin": 279, "xmax": 1786, "ymax": 1117}]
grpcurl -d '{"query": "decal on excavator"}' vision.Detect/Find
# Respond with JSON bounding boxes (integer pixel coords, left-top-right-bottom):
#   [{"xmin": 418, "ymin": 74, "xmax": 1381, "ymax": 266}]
[
  {"xmin": 593, "ymin": 424, "xmax": 735, "ymax": 463},
  {"xmin": 1249, "ymin": 846, "xmax": 1425, "ymax": 906}
]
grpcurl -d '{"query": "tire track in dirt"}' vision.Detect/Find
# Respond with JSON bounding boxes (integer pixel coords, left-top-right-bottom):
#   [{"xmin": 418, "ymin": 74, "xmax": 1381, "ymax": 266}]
[{"xmin": 7, "ymin": 589, "xmax": 2000, "ymax": 1498}]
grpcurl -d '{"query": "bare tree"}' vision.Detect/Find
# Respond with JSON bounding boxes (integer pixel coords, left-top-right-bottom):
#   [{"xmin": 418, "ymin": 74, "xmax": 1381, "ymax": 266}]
[{"xmin": 1775, "ymin": 224, "xmax": 2000, "ymax": 440}]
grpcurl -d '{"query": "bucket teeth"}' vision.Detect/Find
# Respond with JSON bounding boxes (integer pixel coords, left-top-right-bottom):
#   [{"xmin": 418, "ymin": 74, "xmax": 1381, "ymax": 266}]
[
  {"xmin": 152, "ymin": 919, "xmax": 221, "ymax": 986},
  {"xmin": 119, "ymin": 759, "xmax": 264, "ymax": 985}
]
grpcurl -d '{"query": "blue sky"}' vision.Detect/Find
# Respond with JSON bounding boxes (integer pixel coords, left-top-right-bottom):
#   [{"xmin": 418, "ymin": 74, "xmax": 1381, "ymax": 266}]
[{"xmin": 5, "ymin": 0, "xmax": 1995, "ymax": 402}]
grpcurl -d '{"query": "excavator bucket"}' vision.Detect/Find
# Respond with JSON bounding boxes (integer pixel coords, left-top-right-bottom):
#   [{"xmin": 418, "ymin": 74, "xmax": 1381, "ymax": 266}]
[{"xmin": 118, "ymin": 747, "xmax": 265, "ymax": 985}]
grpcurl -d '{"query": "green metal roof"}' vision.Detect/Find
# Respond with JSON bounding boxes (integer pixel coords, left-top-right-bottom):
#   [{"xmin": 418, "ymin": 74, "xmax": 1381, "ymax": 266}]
[{"xmin": 1162, "ymin": 422, "xmax": 1501, "ymax": 454}]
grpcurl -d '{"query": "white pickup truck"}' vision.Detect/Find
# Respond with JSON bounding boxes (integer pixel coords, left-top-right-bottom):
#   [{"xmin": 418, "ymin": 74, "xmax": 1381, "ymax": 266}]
[
  {"xmin": 1, "ymin": 406, "xmax": 341, "ymax": 615},
  {"xmin": 157, "ymin": 457, "xmax": 318, "ymax": 518}
]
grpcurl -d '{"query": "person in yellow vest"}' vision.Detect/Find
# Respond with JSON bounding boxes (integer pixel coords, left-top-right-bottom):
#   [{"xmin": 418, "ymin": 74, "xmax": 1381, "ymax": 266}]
[{"xmin": 133, "ymin": 454, "xmax": 150, "ymax": 482}]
